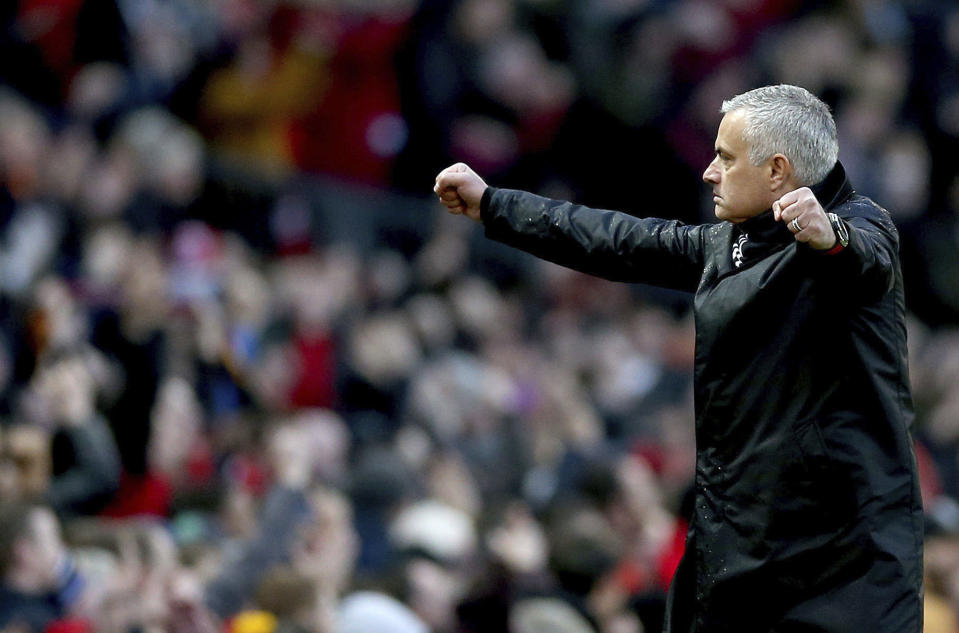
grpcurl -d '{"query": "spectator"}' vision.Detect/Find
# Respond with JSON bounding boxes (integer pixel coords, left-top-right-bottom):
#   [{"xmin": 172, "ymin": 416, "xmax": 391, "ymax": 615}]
[
  {"xmin": 29, "ymin": 348, "xmax": 122, "ymax": 517},
  {"xmin": 0, "ymin": 503, "xmax": 85, "ymax": 632}
]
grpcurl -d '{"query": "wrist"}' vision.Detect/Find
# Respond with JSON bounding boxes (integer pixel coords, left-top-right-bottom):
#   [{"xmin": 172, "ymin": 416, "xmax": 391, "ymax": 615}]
[
  {"xmin": 479, "ymin": 186, "xmax": 495, "ymax": 222},
  {"xmin": 824, "ymin": 241, "xmax": 844, "ymax": 255}
]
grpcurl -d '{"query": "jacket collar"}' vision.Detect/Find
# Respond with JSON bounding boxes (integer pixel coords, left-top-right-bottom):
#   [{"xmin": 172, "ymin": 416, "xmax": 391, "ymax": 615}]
[
  {"xmin": 809, "ymin": 161, "xmax": 854, "ymax": 211},
  {"xmin": 736, "ymin": 208, "xmax": 791, "ymax": 245}
]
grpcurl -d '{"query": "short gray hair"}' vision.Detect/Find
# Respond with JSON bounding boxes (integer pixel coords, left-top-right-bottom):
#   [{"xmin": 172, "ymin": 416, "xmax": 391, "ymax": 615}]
[{"xmin": 721, "ymin": 85, "xmax": 838, "ymax": 186}]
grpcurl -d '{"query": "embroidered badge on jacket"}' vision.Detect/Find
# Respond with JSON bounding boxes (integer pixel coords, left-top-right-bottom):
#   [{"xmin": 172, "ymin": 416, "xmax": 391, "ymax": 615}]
[{"xmin": 732, "ymin": 233, "xmax": 748, "ymax": 268}]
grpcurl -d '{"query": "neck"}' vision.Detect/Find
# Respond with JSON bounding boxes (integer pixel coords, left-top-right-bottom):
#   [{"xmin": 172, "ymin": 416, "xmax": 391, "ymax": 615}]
[{"xmin": 769, "ymin": 181, "xmax": 800, "ymax": 208}]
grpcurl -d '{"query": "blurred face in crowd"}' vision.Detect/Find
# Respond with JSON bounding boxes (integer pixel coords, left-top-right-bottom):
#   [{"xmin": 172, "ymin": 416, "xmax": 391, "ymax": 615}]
[
  {"xmin": 702, "ymin": 109, "xmax": 778, "ymax": 223},
  {"xmin": 0, "ymin": 425, "xmax": 49, "ymax": 498}
]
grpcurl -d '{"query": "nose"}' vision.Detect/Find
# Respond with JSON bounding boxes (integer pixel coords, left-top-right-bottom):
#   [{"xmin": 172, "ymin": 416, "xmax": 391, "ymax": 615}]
[{"xmin": 703, "ymin": 157, "xmax": 719, "ymax": 184}]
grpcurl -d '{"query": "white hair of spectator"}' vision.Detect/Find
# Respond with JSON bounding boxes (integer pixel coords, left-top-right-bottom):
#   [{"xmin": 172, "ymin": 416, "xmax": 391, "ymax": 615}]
[
  {"xmin": 721, "ymin": 85, "xmax": 839, "ymax": 186},
  {"xmin": 338, "ymin": 592, "xmax": 429, "ymax": 633},
  {"xmin": 389, "ymin": 499, "xmax": 476, "ymax": 562}
]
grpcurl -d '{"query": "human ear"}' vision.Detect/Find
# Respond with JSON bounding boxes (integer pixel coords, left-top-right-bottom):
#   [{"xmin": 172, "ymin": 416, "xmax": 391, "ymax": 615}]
[{"xmin": 768, "ymin": 154, "xmax": 792, "ymax": 191}]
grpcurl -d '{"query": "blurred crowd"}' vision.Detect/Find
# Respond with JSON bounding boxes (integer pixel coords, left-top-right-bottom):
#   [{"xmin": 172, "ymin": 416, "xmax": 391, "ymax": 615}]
[{"xmin": 2, "ymin": 0, "xmax": 959, "ymax": 632}]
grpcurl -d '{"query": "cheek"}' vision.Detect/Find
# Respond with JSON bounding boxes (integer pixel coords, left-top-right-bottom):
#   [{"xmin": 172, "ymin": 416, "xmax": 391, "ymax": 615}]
[
  {"xmin": 747, "ymin": 178, "xmax": 769, "ymax": 204},
  {"xmin": 720, "ymin": 172, "xmax": 737, "ymax": 196}
]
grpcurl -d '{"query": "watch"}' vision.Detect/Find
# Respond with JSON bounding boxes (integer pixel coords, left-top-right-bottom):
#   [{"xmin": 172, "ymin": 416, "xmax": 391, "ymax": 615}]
[{"xmin": 826, "ymin": 212, "xmax": 849, "ymax": 254}]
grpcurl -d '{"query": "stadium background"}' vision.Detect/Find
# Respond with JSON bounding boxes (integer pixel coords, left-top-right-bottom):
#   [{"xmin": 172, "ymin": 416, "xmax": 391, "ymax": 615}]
[{"xmin": 1, "ymin": 0, "xmax": 959, "ymax": 632}]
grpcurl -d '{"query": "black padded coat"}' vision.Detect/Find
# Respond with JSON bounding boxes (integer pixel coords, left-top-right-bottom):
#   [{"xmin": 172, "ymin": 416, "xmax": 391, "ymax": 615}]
[{"xmin": 480, "ymin": 162, "xmax": 923, "ymax": 632}]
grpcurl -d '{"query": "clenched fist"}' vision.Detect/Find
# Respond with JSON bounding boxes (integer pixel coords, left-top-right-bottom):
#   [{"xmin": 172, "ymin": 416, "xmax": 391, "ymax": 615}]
[
  {"xmin": 434, "ymin": 163, "xmax": 487, "ymax": 222},
  {"xmin": 773, "ymin": 187, "xmax": 836, "ymax": 251}
]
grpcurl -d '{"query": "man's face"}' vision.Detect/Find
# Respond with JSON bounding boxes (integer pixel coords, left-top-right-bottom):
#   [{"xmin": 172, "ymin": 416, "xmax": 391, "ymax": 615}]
[{"xmin": 702, "ymin": 110, "xmax": 774, "ymax": 223}]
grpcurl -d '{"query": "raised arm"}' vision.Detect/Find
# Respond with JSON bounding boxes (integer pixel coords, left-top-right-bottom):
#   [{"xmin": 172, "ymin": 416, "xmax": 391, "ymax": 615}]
[
  {"xmin": 434, "ymin": 163, "xmax": 706, "ymax": 292},
  {"xmin": 774, "ymin": 186, "xmax": 899, "ymax": 300}
]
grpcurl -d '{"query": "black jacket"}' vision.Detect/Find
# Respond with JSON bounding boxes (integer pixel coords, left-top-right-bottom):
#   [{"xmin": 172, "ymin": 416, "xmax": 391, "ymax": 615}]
[{"xmin": 480, "ymin": 162, "xmax": 923, "ymax": 632}]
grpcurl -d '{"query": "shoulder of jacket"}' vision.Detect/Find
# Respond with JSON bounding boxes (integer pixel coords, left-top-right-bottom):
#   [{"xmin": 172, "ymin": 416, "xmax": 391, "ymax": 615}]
[
  {"xmin": 706, "ymin": 221, "xmax": 734, "ymax": 237},
  {"xmin": 835, "ymin": 194, "xmax": 889, "ymax": 221},
  {"xmin": 699, "ymin": 221, "xmax": 733, "ymax": 254},
  {"xmin": 835, "ymin": 195, "xmax": 900, "ymax": 239}
]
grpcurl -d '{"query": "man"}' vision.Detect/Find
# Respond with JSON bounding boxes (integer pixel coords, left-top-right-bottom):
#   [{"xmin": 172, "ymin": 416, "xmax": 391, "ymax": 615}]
[
  {"xmin": 0, "ymin": 503, "xmax": 85, "ymax": 632},
  {"xmin": 434, "ymin": 85, "xmax": 923, "ymax": 632}
]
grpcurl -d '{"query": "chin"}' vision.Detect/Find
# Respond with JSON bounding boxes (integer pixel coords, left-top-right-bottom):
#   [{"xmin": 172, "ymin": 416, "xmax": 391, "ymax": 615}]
[{"xmin": 715, "ymin": 207, "xmax": 747, "ymax": 224}]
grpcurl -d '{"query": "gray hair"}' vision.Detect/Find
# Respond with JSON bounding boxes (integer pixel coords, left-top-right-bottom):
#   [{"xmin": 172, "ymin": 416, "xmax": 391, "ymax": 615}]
[{"xmin": 721, "ymin": 85, "xmax": 838, "ymax": 186}]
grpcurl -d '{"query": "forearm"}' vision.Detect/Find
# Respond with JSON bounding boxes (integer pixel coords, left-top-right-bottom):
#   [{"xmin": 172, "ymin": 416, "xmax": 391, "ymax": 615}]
[
  {"xmin": 806, "ymin": 213, "xmax": 899, "ymax": 300},
  {"xmin": 481, "ymin": 188, "xmax": 704, "ymax": 291}
]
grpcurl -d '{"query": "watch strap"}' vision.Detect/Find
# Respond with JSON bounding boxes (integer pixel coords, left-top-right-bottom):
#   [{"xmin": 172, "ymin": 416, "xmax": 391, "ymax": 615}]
[{"xmin": 825, "ymin": 212, "xmax": 849, "ymax": 255}]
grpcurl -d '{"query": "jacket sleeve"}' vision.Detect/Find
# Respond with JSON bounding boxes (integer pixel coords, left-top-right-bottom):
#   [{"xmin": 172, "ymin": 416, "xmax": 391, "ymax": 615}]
[
  {"xmin": 806, "ymin": 202, "xmax": 899, "ymax": 300},
  {"xmin": 481, "ymin": 188, "xmax": 706, "ymax": 292}
]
